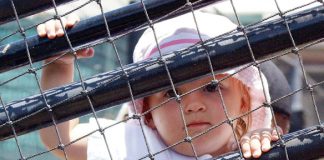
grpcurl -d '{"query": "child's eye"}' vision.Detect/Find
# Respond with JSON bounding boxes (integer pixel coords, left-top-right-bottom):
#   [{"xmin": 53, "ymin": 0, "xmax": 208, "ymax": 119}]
[
  {"xmin": 204, "ymin": 83, "xmax": 218, "ymax": 92},
  {"xmin": 165, "ymin": 89, "xmax": 177, "ymax": 98}
]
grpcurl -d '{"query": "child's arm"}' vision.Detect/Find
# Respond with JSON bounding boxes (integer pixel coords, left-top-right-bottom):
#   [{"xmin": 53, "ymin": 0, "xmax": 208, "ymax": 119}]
[
  {"xmin": 38, "ymin": 15, "xmax": 94, "ymax": 160},
  {"xmin": 240, "ymin": 127, "xmax": 281, "ymax": 158}
]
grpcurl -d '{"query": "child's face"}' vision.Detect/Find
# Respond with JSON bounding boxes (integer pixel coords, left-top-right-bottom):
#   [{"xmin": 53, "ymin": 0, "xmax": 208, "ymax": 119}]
[{"xmin": 146, "ymin": 75, "xmax": 244, "ymax": 156}]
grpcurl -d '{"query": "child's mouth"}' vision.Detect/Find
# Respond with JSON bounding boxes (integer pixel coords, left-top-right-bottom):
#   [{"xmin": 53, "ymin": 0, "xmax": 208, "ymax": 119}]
[{"xmin": 186, "ymin": 122, "xmax": 211, "ymax": 131}]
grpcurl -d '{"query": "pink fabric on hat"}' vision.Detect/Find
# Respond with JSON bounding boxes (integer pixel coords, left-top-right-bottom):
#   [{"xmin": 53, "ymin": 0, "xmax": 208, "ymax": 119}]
[
  {"xmin": 124, "ymin": 12, "xmax": 272, "ymax": 130},
  {"xmin": 228, "ymin": 66, "xmax": 272, "ymax": 130}
]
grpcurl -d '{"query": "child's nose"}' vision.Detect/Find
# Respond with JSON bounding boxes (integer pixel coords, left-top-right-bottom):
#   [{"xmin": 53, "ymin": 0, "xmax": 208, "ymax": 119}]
[
  {"xmin": 184, "ymin": 103, "xmax": 206, "ymax": 113},
  {"xmin": 183, "ymin": 93, "xmax": 206, "ymax": 113}
]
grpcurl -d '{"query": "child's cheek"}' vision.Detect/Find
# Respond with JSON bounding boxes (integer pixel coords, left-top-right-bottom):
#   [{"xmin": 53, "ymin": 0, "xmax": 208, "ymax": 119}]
[
  {"xmin": 155, "ymin": 101, "xmax": 182, "ymax": 118},
  {"xmin": 200, "ymin": 91, "xmax": 220, "ymax": 107}
]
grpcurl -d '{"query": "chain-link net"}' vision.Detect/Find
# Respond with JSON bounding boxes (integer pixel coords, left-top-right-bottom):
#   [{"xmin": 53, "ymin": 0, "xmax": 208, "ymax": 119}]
[{"xmin": 0, "ymin": 0, "xmax": 323, "ymax": 159}]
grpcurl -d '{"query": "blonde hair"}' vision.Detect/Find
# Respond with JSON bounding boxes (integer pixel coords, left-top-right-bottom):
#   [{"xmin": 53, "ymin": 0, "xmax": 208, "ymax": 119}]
[{"xmin": 231, "ymin": 78, "xmax": 251, "ymax": 139}]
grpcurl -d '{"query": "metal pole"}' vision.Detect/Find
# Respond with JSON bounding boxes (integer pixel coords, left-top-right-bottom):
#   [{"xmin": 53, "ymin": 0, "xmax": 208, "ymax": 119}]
[
  {"xmin": 0, "ymin": 5, "xmax": 323, "ymax": 140},
  {"xmin": 0, "ymin": 0, "xmax": 225, "ymax": 73},
  {"xmin": 0, "ymin": 0, "xmax": 77, "ymax": 25}
]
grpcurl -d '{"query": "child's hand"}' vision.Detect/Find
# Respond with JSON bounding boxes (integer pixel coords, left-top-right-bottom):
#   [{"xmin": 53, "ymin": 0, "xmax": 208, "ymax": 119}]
[
  {"xmin": 240, "ymin": 128, "xmax": 281, "ymax": 158},
  {"xmin": 37, "ymin": 14, "xmax": 81, "ymax": 39},
  {"xmin": 37, "ymin": 14, "xmax": 94, "ymax": 64}
]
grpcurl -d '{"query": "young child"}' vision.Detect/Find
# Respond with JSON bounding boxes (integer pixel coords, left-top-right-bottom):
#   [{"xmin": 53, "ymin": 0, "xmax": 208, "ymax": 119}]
[{"xmin": 38, "ymin": 12, "xmax": 279, "ymax": 160}]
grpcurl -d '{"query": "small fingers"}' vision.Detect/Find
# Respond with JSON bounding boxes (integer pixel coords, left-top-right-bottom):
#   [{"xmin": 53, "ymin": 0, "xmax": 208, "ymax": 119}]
[
  {"xmin": 66, "ymin": 14, "xmax": 80, "ymax": 28},
  {"xmin": 75, "ymin": 48, "xmax": 95, "ymax": 59},
  {"xmin": 241, "ymin": 137, "xmax": 252, "ymax": 158},
  {"xmin": 261, "ymin": 131, "xmax": 272, "ymax": 152},
  {"xmin": 272, "ymin": 128, "xmax": 280, "ymax": 141},
  {"xmin": 37, "ymin": 15, "xmax": 78, "ymax": 39},
  {"xmin": 45, "ymin": 20, "xmax": 56, "ymax": 39},
  {"xmin": 37, "ymin": 24, "xmax": 46, "ymax": 37},
  {"xmin": 240, "ymin": 128, "xmax": 281, "ymax": 159},
  {"xmin": 54, "ymin": 18, "xmax": 67, "ymax": 37},
  {"xmin": 250, "ymin": 133, "xmax": 262, "ymax": 158}
]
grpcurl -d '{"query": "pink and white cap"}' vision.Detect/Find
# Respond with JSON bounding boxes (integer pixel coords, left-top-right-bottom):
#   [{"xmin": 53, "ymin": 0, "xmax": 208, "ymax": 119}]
[{"xmin": 125, "ymin": 12, "xmax": 272, "ymax": 130}]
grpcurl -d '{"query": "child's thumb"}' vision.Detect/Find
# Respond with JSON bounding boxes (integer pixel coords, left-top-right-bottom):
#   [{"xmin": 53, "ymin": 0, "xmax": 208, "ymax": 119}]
[{"xmin": 76, "ymin": 48, "xmax": 95, "ymax": 59}]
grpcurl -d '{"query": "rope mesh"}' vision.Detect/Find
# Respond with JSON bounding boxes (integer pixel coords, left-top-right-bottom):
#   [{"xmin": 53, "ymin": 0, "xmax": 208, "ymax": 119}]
[{"xmin": 0, "ymin": 0, "xmax": 323, "ymax": 159}]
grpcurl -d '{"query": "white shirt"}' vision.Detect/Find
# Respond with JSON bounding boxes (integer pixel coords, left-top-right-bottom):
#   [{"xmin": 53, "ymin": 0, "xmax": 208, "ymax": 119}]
[{"xmin": 87, "ymin": 118, "xmax": 212, "ymax": 160}]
